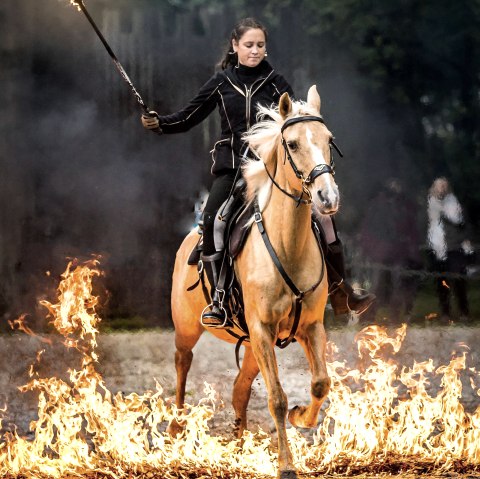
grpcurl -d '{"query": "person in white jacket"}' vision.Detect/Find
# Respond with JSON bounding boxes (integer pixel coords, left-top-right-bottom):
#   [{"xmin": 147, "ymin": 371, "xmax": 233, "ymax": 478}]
[{"xmin": 427, "ymin": 177, "xmax": 474, "ymax": 321}]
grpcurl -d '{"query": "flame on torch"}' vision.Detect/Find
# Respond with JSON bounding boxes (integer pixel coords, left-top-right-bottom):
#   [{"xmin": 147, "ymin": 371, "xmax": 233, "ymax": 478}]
[{"xmin": 69, "ymin": 0, "xmax": 81, "ymax": 12}]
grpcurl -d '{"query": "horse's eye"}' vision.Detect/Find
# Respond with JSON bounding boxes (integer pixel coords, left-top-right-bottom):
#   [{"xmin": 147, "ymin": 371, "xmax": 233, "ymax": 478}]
[{"xmin": 287, "ymin": 140, "xmax": 298, "ymax": 151}]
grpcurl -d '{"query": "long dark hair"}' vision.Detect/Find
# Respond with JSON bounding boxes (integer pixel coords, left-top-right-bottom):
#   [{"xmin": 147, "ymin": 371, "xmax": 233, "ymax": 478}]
[{"xmin": 218, "ymin": 18, "xmax": 268, "ymax": 70}]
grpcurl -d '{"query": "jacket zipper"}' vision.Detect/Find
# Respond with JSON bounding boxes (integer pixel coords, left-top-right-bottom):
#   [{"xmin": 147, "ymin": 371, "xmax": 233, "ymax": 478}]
[
  {"xmin": 245, "ymin": 72, "xmax": 274, "ymax": 130},
  {"xmin": 223, "ymin": 70, "xmax": 274, "ymax": 169},
  {"xmin": 246, "ymin": 84, "xmax": 252, "ymax": 130}
]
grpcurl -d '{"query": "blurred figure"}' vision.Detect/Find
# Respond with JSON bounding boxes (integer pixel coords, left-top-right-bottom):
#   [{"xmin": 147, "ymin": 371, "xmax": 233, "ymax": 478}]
[
  {"xmin": 427, "ymin": 177, "xmax": 475, "ymax": 321},
  {"xmin": 359, "ymin": 178, "xmax": 422, "ymax": 323}
]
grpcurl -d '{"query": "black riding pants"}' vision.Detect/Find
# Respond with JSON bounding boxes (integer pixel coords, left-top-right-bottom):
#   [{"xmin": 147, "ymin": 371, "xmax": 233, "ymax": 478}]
[{"xmin": 202, "ymin": 169, "xmax": 238, "ymax": 256}]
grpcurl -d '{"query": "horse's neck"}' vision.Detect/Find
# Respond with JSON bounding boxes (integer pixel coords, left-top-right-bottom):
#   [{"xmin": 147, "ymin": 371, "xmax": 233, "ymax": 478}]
[{"xmin": 263, "ymin": 164, "xmax": 313, "ymax": 261}]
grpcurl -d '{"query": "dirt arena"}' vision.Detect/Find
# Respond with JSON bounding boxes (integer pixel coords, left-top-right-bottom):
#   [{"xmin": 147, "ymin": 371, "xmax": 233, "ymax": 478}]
[{"xmin": 1, "ymin": 324, "xmax": 479, "ymax": 438}]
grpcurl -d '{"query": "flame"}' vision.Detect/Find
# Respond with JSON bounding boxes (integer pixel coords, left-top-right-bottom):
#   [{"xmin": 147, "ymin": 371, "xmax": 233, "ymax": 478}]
[
  {"xmin": 69, "ymin": 0, "xmax": 82, "ymax": 11},
  {"xmin": 0, "ymin": 260, "xmax": 479, "ymax": 478},
  {"xmin": 442, "ymin": 280, "xmax": 450, "ymax": 289},
  {"xmin": 9, "ymin": 315, "xmax": 51, "ymax": 345}
]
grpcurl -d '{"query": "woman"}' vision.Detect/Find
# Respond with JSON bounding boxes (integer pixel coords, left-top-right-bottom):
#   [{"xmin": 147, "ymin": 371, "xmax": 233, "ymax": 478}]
[
  {"xmin": 142, "ymin": 18, "xmax": 374, "ymax": 326},
  {"xmin": 427, "ymin": 177, "xmax": 474, "ymax": 321}
]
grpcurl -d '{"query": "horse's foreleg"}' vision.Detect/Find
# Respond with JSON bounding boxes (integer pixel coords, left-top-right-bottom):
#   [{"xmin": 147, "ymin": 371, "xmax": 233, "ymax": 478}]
[
  {"xmin": 250, "ymin": 324, "xmax": 297, "ymax": 479},
  {"xmin": 232, "ymin": 346, "xmax": 260, "ymax": 438},
  {"xmin": 167, "ymin": 329, "xmax": 202, "ymax": 436},
  {"xmin": 288, "ymin": 322, "xmax": 330, "ymax": 428}
]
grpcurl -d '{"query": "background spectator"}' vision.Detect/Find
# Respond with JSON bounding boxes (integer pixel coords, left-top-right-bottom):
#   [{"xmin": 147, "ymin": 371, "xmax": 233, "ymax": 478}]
[
  {"xmin": 359, "ymin": 178, "xmax": 422, "ymax": 323},
  {"xmin": 427, "ymin": 177, "xmax": 475, "ymax": 322}
]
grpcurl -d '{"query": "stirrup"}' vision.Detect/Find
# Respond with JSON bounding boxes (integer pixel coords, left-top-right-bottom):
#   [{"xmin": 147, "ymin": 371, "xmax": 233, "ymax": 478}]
[
  {"xmin": 201, "ymin": 303, "xmax": 229, "ymax": 328},
  {"xmin": 328, "ymin": 279, "xmax": 344, "ymax": 296},
  {"xmin": 200, "ymin": 288, "xmax": 230, "ymax": 328},
  {"xmin": 347, "ymin": 289, "xmax": 376, "ymax": 315},
  {"xmin": 329, "ymin": 280, "xmax": 375, "ymax": 316}
]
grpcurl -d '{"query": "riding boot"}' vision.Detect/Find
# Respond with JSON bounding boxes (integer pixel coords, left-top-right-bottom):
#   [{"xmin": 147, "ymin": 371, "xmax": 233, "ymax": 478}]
[
  {"xmin": 201, "ymin": 254, "xmax": 230, "ymax": 328},
  {"xmin": 326, "ymin": 241, "xmax": 376, "ymax": 316}
]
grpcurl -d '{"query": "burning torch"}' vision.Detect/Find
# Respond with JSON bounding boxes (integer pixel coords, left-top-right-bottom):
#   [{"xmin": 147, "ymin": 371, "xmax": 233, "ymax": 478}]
[{"xmin": 71, "ymin": 0, "xmax": 162, "ymax": 134}]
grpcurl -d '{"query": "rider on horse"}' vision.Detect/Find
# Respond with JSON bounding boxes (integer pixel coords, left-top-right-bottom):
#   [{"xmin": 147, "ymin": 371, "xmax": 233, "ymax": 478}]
[{"xmin": 141, "ymin": 17, "xmax": 375, "ymax": 326}]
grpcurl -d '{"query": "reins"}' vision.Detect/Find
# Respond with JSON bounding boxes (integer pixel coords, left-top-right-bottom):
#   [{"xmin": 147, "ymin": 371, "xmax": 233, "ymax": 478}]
[{"xmin": 264, "ymin": 165, "xmax": 311, "ymax": 206}]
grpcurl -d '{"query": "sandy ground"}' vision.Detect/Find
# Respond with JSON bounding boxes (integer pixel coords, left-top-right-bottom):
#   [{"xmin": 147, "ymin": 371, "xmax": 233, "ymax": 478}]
[{"xmin": 1, "ymin": 324, "xmax": 479, "ymax": 438}]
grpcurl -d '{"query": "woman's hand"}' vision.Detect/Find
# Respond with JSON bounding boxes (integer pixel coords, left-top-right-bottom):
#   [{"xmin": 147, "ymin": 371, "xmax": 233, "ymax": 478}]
[{"xmin": 141, "ymin": 111, "xmax": 160, "ymax": 130}]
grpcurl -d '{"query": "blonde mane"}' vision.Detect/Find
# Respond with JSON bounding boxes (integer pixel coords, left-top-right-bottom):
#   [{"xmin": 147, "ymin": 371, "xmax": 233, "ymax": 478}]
[{"xmin": 241, "ymin": 99, "xmax": 320, "ymax": 210}]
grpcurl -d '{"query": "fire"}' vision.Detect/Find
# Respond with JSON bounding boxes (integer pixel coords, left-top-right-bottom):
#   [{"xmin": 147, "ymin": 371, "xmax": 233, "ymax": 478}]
[
  {"xmin": 69, "ymin": 0, "xmax": 82, "ymax": 12},
  {"xmin": 0, "ymin": 260, "xmax": 479, "ymax": 478},
  {"xmin": 9, "ymin": 315, "xmax": 52, "ymax": 345}
]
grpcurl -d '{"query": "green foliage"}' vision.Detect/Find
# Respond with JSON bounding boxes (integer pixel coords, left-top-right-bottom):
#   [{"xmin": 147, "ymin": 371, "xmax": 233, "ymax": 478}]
[
  {"xmin": 239, "ymin": 0, "xmax": 480, "ymax": 228},
  {"xmin": 100, "ymin": 315, "xmax": 150, "ymax": 332}
]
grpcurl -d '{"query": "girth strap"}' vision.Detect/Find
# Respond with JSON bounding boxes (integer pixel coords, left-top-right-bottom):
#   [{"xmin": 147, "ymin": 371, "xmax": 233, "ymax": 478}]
[{"xmin": 253, "ymin": 200, "xmax": 325, "ymax": 349}]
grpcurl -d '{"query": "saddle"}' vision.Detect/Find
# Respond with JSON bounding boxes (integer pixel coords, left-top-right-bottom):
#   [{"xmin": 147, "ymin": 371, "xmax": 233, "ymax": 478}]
[
  {"xmin": 188, "ymin": 181, "xmax": 252, "ymax": 266},
  {"xmin": 187, "ymin": 180, "xmax": 253, "ymax": 345}
]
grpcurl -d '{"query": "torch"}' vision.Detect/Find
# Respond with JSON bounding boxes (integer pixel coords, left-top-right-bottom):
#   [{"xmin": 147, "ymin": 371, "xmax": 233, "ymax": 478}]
[{"xmin": 71, "ymin": 0, "xmax": 162, "ymax": 134}]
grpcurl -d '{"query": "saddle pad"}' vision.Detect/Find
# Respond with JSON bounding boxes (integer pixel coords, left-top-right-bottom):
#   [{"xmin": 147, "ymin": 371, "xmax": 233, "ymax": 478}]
[
  {"xmin": 186, "ymin": 202, "xmax": 254, "ymax": 265},
  {"xmin": 187, "ymin": 236, "xmax": 203, "ymax": 265},
  {"xmin": 229, "ymin": 203, "xmax": 255, "ymax": 258}
]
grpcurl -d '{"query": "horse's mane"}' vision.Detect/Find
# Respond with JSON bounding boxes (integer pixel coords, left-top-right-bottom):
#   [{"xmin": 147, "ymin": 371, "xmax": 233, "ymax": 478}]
[{"xmin": 242, "ymin": 99, "xmax": 320, "ymax": 210}]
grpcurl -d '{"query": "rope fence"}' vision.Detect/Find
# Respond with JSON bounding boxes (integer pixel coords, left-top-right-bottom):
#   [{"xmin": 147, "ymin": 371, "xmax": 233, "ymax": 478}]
[{"xmin": 350, "ymin": 261, "xmax": 480, "ymax": 281}]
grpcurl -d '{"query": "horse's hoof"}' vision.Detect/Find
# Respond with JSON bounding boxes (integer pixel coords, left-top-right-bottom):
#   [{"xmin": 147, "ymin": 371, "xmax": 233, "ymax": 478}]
[
  {"xmin": 288, "ymin": 405, "xmax": 307, "ymax": 428},
  {"xmin": 166, "ymin": 418, "xmax": 184, "ymax": 437},
  {"xmin": 233, "ymin": 417, "xmax": 245, "ymax": 439},
  {"xmin": 278, "ymin": 469, "xmax": 298, "ymax": 479}
]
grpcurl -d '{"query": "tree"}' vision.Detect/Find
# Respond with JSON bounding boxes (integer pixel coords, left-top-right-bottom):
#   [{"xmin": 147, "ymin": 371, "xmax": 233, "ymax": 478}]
[{"xmin": 260, "ymin": 0, "xmax": 480, "ymax": 228}]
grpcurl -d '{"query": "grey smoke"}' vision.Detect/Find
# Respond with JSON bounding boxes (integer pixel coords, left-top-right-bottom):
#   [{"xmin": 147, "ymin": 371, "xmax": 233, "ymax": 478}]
[{"xmin": 1, "ymin": 0, "xmax": 423, "ymax": 326}]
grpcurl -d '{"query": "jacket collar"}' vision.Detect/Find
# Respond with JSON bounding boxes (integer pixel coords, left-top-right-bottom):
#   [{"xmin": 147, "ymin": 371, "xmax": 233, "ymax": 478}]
[{"xmin": 223, "ymin": 60, "xmax": 274, "ymax": 89}]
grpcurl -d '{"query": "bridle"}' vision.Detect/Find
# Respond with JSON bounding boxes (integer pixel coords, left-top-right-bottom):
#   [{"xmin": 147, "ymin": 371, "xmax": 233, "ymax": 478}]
[{"xmin": 265, "ymin": 115, "xmax": 343, "ymax": 206}]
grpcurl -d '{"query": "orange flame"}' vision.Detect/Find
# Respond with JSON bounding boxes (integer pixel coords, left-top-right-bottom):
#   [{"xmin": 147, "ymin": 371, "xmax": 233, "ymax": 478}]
[
  {"xmin": 69, "ymin": 0, "xmax": 82, "ymax": 12},
  {"xmin": 9, "ymin": 315, "xmax": 52, "ymax": 345},
  {"xmin": 0, "ymin": 260, "xmax": 479, "ymax": 478}
]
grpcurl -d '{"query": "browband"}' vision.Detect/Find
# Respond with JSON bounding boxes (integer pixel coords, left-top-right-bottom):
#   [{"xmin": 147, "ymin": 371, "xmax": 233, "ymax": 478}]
[{"xmin": 281, "ymin": 115, "xmax": 325, "ymax": 133}]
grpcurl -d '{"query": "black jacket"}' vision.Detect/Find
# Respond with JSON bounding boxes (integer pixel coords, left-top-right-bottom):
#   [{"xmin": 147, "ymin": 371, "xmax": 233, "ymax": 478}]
[{"xmin": 158, "ymin": 60, "xmax": 293, "ymax": 175}]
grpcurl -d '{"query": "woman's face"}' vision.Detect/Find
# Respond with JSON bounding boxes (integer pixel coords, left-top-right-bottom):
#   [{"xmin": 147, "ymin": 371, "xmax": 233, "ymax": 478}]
[
  {"xmin": 233, "ymin": 28, "xmax": 266, "ymax": 68},
  {"xmin": 433, "ymin": 178, "xmax": 449, "ymax": 199}
]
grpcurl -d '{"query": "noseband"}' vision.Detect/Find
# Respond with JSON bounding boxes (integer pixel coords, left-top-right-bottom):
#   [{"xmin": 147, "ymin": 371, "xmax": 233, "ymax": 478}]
[{"xmin": 265, "ymin": 115, "xmax": 342, "ymax": 206}]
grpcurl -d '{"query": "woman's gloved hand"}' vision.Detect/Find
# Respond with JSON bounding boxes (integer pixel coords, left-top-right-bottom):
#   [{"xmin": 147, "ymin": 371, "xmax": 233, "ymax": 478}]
[{"xmin": 141, "ymin": 111, "xmax": 160, "ymax": 130}]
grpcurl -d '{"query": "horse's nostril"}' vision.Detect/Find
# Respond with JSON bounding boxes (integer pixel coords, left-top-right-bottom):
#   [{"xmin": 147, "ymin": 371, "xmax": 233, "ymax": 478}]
[{"xmin": 317, "ymin": 190, "xmax": 329, "ymax": 205}]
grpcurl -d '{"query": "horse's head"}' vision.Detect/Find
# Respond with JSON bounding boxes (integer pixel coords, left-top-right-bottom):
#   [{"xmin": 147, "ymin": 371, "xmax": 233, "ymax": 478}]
[{"xmin": 277, "ymin": 85, "xmax": 339, "ymax": 215}]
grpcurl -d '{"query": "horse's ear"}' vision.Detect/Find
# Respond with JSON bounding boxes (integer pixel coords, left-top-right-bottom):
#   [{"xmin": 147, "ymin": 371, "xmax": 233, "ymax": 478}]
[
  {"xmin": 279, "ymin": 92, "xmax": 292, "ymax": 119},
  {"xmin": 307, "ymin": 85, "xmax": 321, "ymax": 113}
]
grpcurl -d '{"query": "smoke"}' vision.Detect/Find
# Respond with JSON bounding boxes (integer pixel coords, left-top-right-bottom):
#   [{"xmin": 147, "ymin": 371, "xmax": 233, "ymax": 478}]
[
  {"xmin": 0, "ymin": 0, "xmax": 197, "ymax": 325},
  {"xmin": 0, "ymin": 0, "xmax": 427, "ymax": 326}
]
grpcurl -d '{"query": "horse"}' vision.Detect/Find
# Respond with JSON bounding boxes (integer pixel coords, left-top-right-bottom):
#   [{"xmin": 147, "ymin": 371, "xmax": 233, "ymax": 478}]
[{"xmin": 169, "ymin": 85, "xmax": 339, "ymax": 479}]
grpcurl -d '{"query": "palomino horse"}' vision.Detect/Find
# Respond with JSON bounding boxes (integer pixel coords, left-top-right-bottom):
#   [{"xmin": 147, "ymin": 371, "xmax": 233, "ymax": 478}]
[{"xmin": 170, "ymin": 85, "xmax": 339, "ymax": 479}]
